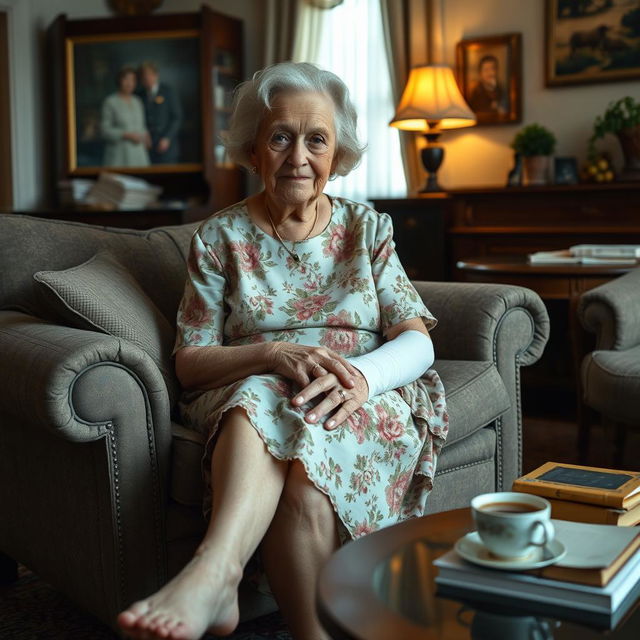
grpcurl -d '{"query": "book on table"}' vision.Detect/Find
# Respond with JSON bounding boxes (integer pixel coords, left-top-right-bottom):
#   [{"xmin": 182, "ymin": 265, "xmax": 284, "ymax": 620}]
[
  {"xmin": 570, "ymin": 244, "xmax": 640, "ymax": 258},
  {"xmin": 547, "ymin": 497, "xmax": 640, "ymax": 526},
  {"xmin": 527, "ymin": 250, "xmax": 638, "ymax": 265},
  {"xmin": 512, "ymin": 462, "xmax": 640, "ymax": 510},
  {"xmin": 434, "ymin": 520, "xmax": 640, "ymax": 627}
]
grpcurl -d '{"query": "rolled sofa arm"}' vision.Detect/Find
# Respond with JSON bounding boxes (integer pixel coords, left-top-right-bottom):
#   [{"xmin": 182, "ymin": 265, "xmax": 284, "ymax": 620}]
[
  {"xmin": 413, "ymin": 281, "xmax": 549, "ymax": 491},
  {"xmin": 0, "ymin": 310, "xmax": 171, "ymax": 444},
  {"xmin": 0, "ymin": 310, "xmax": 172, "ymax": 626},
  {"xmin": 578, "ymin": 267, "xmax": 640, "ymax": 351},
  {"xmin": 413, "ymin": 281, "xmax": 549, "ymax": 366}
]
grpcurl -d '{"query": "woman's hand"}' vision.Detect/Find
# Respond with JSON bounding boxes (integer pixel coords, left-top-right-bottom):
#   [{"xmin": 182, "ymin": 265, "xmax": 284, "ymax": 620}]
[
  {"xmin": 266, "ymin": 342, "xmax": 358, "ymax": 391},
  {"xmin": 292, "ymin": 370, "xmax": 369, "ymax": 431}
]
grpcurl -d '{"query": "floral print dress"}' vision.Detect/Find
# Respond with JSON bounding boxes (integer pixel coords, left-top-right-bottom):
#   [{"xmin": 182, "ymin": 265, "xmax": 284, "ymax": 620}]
[{"xmin": 174, "ymin": 197, "xmax": 448, "ymax": 539}]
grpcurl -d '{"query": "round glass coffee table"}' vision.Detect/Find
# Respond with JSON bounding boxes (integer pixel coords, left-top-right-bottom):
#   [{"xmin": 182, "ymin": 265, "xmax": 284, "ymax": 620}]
[{"xmin": 317, "ymin": 508, "xmax": 640, "ymax": 639}]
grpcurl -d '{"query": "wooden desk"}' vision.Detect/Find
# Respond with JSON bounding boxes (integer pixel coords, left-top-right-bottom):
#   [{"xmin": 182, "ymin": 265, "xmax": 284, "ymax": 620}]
[{"xmin": 456, "ymin": 255, "xmax": 637, "ymax": 460}]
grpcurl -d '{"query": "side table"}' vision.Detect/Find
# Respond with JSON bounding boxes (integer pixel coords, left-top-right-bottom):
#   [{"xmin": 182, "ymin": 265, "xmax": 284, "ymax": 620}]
[
  {"xmin": 317, "ymin": 508, "xmax": 640, "ymax": 639},
  {"xmin": 455, "ymin": 256, "xmax": 636, "ymax": 462}
]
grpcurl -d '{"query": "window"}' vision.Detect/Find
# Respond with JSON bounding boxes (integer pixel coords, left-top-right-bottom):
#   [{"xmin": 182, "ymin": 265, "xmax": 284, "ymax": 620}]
[{"xmin": 307, "ymin": 0, "xmax": 406, "ymax": 203}]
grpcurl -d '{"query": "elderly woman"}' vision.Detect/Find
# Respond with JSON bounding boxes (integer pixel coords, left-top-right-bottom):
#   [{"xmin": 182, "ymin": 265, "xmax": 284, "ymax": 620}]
[{"xmin": 118, "ymin": 62, "xmax": 447, "ymax": 640}]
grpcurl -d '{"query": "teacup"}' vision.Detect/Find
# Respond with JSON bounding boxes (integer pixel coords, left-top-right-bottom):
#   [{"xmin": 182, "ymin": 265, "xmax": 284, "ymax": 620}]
[{"xmin": 471, "ymin": 491, "xmax": 554, "ymax": 560}]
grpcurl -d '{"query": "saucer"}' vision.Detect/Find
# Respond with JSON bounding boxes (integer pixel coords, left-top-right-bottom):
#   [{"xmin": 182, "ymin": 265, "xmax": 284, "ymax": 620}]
[{"xmin": 454, "ymin": 532, "xmax": 566, "ymax": 570}]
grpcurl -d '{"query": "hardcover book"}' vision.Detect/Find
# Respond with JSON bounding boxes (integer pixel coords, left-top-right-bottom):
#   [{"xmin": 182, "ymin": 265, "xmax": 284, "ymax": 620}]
[
  {"xmin": 512, "ymin": 462, "xmax": 640, "ymax": 510},
  {"xmin": 547, "ymin": 497, "xmax": 640, "ymax": 527}
]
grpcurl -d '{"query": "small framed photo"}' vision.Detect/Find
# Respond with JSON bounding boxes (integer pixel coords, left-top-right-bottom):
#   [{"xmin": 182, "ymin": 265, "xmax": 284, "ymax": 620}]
[
  {"xmin": 546, "ymin": 0, "xmax": 640, "ymax": 87},
  {"xmin": 66, "ymin": 30, "xmax": 203, "ymax": 174},
  {"xmin": 456, "ymin": 33, "xmax": 522, "ymax": 126},
  {"xmin": 554, "ymin": 156, "xmax": 579, "ymax": 184}
]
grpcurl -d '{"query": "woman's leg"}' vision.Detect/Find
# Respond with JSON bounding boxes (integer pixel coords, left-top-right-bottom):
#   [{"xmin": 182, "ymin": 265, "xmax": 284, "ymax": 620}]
[
  {"xmin": 261, "ymin": 461, "xmax": 341, "ymax": 640},
  {"xmin": 118, "ymin": 407, "xmax": 288, "ymax": 640}
]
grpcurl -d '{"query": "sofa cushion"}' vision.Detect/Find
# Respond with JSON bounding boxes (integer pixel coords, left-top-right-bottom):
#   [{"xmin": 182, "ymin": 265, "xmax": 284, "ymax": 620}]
[
  {"xmin": 168, "ymin": 360, "xmax": 510, "ymax": 508},
  {"xmin": 582, "ymin": 346, "xmax": 640, "ymax": 424},
  {"xmin": 171, "ymin": 422, "xmax": 207, "ymax": 507},
  {"xmin": 33, "ymin": 251, "xmax": 180, "ymax": 404}
]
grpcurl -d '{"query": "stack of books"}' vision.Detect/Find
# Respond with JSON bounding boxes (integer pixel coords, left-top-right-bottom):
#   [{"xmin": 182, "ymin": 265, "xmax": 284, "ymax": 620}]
[
  {"xmin": 435, "ymin": 519, "xmax": 640, "ymax": 628},
  {"xmin": 528, "ymin": 244, "xmax": 640, "ymax": 265},
  {"xmin": 512, "ymin": 462, "xmax": 640, "ymax": 526},
  {"xmin": 85, "ymin": 172, "xmax": 162, "ymax": 210}
]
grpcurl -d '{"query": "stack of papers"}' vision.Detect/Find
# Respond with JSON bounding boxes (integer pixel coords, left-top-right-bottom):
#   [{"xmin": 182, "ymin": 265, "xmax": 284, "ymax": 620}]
[
  {"xmin": 57, "ymin": 179, "xmax": 95, "ymax": 206},
  {"xmin": 85, "ymin": 172, "xmax": 162, "ymax": 210}
]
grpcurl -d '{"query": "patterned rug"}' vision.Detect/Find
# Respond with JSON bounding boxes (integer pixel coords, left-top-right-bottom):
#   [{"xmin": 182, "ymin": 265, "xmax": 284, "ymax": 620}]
[{"xmin": 0, "ymin": 565, "xmax": 291, "ymax": 639}]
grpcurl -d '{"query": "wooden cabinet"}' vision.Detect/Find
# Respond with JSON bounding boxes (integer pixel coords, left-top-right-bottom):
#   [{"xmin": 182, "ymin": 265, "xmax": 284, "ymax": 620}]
[
  {"xmin": 373, "ymin": 184, "xmax": 640, "ymax": 281},
  {"xmin": 448, "ymin": 183, "xmax": 640, "ymax": 267},
  {"xmin": 48, "ymin": 7, "xmax": 244, "ymax": 218},
  {"xmin": 371, "ymin": 194, "xmax": 450, "ymax": 281}
]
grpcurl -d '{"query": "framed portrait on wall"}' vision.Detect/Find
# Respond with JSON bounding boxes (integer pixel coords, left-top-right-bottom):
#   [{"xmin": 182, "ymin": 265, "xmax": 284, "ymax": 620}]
[
  {"xmin": 546, "ymin": 0, "xmax": 640, "ymax": 86},
  {"xmin": 67, "ymin": 30, "xmax": 202, "ymax": 174},
  {"xmin": 455, "ymin": 33, "xmax": 522, "ymax": 126}
]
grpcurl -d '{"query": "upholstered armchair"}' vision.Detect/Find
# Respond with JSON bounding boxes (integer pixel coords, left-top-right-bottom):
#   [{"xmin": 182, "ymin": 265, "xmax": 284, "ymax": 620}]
[
  {"xmin": 0, "ymin": 213, "xmax": 549, "ymax": 634},
  {"xmin": 578, "ymin": 267, "xmax": 640, "ymax": 466}
]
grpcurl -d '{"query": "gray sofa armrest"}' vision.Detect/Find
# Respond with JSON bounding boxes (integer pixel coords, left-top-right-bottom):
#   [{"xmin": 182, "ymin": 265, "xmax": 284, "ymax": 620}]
[
  {"xmin": 413, "ymin": 281, "xmax": 549, "ymax": 366},
  {"xmin": 578, "ymin": 267, "xmax": 640, "ymax": 351},
  {"xmin": 413, "ymin": 281, "xmax": 550, "ymax": 491},
  {"xmin": 0, "ymin": 311, "xmax": 172, "ymax": 443},
  {"xmin": 0, "ymin": 310, "xmax": 172, "ymax": 629}
]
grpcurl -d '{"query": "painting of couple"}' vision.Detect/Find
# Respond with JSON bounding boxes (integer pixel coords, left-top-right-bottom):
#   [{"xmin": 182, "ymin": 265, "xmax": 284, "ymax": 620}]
[
  {"xmin": 71, "ymin": 33, "xmax": 201, "ymax": 170},
  {"xmin": 101, "ymin": 61, "xmax": 182, "ymax": 167}
]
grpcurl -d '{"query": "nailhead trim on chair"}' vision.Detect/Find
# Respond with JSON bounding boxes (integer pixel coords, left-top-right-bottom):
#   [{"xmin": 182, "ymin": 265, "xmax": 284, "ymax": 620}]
[
  {"xmin": 491, "ymin": 306, "xmax": 535, "ymax": 491},
  {"xmin": 434, "ymin": 455, "xmax": 494, "ymax": 476},
  {"xmin": 105, "ymin": 421, "xmax": 126, "ymax": 603}
]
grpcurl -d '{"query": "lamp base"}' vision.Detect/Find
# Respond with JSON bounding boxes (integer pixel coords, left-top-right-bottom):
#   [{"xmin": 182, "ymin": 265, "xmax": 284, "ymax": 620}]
[{"xmin": 419, "ymin": 133, "xmax": 444, "ymax": 193}]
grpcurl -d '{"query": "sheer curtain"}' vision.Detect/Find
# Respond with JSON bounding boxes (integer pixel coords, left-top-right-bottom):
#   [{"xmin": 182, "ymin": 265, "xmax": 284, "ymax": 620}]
[{"xmin": 300, "ymin": 0, "xmax": 406, "ymax": 202}]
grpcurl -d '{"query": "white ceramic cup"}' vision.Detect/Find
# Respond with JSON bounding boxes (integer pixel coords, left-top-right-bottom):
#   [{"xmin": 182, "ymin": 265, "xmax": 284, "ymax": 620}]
[{"xmin": 470, "ymin": 491, "xmax": 554, "ymax": 560}]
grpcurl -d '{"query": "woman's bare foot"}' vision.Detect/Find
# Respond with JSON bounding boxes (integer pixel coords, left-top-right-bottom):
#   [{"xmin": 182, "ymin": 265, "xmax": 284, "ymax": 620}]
[{"xmin": 117, "ymin": 549, "xmax": 241, "ymax": 640}]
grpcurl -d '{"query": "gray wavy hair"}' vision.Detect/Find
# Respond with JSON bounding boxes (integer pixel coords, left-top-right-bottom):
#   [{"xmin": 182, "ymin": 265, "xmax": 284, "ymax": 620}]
[{"xmin": 222, "ymin": 62, "xmax": 365, "ymax": 177}]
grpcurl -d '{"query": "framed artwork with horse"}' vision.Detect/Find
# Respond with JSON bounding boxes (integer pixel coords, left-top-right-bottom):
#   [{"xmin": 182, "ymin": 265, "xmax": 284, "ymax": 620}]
[{"xmin": 546, "ymin": 0, "xmax": 640, "ymax": 86}]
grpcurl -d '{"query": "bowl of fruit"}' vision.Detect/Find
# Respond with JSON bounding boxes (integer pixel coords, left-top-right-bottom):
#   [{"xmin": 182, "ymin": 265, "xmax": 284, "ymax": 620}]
[{"xmin": 582, "ymin": 153, "xmax": 615, "ymax": 184}]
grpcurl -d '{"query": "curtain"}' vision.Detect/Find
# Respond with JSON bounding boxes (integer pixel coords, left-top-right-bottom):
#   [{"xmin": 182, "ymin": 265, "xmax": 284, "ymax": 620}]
[
  {"xmin": 264, "ymin": 0, "xmax": 330, "ymax": 66},
  {"xmin": 310, "ymin": 0, "xmax": 407, "ymax": 202},
  {"xmin": 263, "ymin": 0, "xmax": 300, "ymax": 66},
  {"xmin": 379, "ymin": 0, "xmax": 432, "ymax": 193},
  {"xmin": 291, "ymin": 3, "xmax": 328, "ymax": 62}
]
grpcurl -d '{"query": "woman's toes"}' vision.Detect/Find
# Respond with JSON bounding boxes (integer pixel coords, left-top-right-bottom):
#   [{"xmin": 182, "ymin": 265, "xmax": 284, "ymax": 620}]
[{"xmin": 117, "ymin": 602, "xmax": 149, "ymax": 630}]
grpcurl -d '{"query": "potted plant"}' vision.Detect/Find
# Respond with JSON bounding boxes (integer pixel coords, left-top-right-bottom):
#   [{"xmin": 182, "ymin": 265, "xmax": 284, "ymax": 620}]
[
  {"xmin": 511, "ymin": 123, "xmax": 557, "ymax": 185},
  {"xmin": 590, "ymin": 96, "xmax": 640, "ymax": 182}
]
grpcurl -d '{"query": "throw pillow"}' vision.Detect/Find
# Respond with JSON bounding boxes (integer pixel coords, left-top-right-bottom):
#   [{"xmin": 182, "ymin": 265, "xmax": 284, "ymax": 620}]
[{"xmin": 33, "ymin": 251, "xmax": 180, "ymax": 404}]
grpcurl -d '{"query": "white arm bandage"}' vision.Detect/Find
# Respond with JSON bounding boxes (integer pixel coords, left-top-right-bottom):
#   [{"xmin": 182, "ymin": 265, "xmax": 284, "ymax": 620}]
[{"xmin": 347, "ymin": 330, "xmax": 434, "ymax": 400}]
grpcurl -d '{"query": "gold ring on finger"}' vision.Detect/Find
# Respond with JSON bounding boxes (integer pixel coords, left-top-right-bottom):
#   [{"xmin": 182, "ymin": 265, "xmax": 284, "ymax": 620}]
[{"xmin": 338, "ymin": 388, "xmax": 346, "ymax": 403}]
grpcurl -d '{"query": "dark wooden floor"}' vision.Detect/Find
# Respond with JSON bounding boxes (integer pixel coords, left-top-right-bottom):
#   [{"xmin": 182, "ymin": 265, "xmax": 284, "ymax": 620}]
[{"xmin": 523, "ymin": 414, "xmax": 639, "ymax": 473}]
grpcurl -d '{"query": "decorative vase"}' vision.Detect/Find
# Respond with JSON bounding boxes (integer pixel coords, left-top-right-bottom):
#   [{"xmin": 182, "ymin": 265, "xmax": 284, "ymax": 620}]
[
  {"xmin": 617, "ymin": 125, "xmax": 640, "ymax": 182},
  {"xmin": 523, "ymin": 156, "xmax": 550, "ymax": 186}
]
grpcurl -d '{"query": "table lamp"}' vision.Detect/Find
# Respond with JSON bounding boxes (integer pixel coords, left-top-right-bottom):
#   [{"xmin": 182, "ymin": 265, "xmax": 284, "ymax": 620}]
[{"xmin": 390, "ymin": 64, "xmax": 476, "ymax": 192}]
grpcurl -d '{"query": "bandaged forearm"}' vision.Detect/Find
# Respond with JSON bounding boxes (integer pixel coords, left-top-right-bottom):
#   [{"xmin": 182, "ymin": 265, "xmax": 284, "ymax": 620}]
[{"xmin": 347, "ymin": 330, "xmax": 434, "ymax": 399}]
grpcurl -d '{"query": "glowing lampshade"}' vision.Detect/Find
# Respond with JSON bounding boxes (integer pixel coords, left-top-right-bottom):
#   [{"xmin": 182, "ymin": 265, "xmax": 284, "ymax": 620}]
[
  {"xmin": 390, "ymin": 65, "xmax": 476, "ymax": 131},
  {"xmin": 389, "ymin": 65, "xmax": 475, "ymax": 192}
]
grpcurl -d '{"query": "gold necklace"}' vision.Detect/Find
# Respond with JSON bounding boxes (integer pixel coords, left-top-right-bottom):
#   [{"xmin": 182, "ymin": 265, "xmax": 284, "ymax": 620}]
[{"xmin": 265, "ymin": 199, "xmax": 319, "ymax": 263}]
